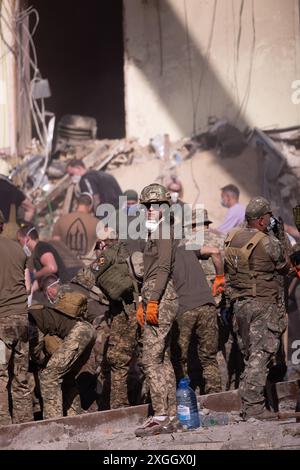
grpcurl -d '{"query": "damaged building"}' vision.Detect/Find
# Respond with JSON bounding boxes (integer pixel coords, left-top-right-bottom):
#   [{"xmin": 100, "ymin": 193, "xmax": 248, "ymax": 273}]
[{"xmin": 0, "ymin": 0, "xmax": 300, "ymax": 451}]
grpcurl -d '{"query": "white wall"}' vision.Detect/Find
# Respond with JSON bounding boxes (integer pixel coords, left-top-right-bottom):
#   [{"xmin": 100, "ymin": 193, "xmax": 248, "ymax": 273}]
[
  {"xmin": 124, "ymin": 0, "xmax": 300, "ymax": 143},
  {"xmin": 0, "ymin": 0, "xmax": 17, "ymax": 154}
]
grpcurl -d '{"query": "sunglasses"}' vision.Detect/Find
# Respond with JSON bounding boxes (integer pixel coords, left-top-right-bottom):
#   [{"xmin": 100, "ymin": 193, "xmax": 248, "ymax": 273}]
[{"xmin": 143, "ymin": 203, "xmax": 163, "ymax": 210}]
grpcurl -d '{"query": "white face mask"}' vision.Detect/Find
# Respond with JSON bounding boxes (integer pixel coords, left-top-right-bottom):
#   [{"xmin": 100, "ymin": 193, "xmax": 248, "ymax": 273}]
[
  {"xmin": 23, "ymin": 244, "xmax": 32, "ymax": 257},
  {"xmin": 170, "ymin": 192, "xmax": 179, "ymax": 203},
  {"xmin": 71, "ymin": 175, "xmax": 81, "ymax": 184},
  {"xmin": 145, "ymin": 219, "xmax": 160, "ymax": 233}
]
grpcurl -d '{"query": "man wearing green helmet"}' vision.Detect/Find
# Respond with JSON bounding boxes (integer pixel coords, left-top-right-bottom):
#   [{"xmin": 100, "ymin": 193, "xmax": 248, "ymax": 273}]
[
  {"xmin": 224, "ymin": 196, "xmax": 290, "ymax": 420},
  {"xmin": 135, "ymin": 183, "xmax": 179, "ymax": 437}
]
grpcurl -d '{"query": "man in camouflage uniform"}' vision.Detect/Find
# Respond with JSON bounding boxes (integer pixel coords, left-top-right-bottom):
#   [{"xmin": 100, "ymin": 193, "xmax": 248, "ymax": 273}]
[
  {"xmin": 91, "ymin": 224, "xmax": 138, "ymax": 409},
  {"xmin": 171, "ymin": 240, "xmax": 222, "ymax": 394},
  {"xmin": 0, "ymin": 213, "xmax": 33, "ymax": 425},
  {"xmin": 29, "ymin": 276, "xmax": 96, "ymax": 419},
  {"xmin": 71, "ymin": 264, "xmax": 111, "ymax": 410},
  {"xmin": 135, "ymin": 184, "xmax": 179, "ymax": 437},
  {"xmin": 224, "ymin": 197, "xmax": 290, "ymax": 420}
]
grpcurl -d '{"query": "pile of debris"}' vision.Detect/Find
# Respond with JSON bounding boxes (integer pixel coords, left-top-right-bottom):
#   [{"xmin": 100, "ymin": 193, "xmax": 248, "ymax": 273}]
[{"xmin": 4, "ymin": 116, "xmax": 300, "ymax": 237}]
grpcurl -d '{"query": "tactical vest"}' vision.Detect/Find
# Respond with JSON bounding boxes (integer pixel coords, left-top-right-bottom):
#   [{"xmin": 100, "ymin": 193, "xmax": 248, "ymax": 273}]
[
  {"xmin": 224, "ymin": 228, "xmax": 277, "ymax": 300},
  {"xmin": 52, "ymin": 290, "xmax": 87, "ymax": 318},
  {"xmin": 93, "ymin": 243, "xmax": 134, "ymax": 302}
]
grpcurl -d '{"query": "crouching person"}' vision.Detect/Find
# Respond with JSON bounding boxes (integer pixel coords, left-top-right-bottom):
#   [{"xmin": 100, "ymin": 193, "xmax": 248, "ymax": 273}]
[{"xmin": 28, "ymin": 275, "xmax": 96, "ymax": 420}]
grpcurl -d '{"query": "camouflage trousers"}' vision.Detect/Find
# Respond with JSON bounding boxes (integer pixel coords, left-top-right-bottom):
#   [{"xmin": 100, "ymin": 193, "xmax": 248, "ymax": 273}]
[
  {"xmin": 0, "ymin": 314, "xmax": 33, "ymax": 425},
  {"xmin": 106, "ymin": 307, "xmax": 138, "ymax": 409},
  {"xmin": 39, "ymin": 321, "xmax": 96, "ymax": 420},
  {"xmin": 141, "ymin": 280, "xmax": 178, "ymax": 417},
  {"xmin": 233, "ymin": 299, "xmax": 287, "ymax": 418},
  {"xmin": 173, "ymin": 305, "xmax": 222, "ymax": 394}
]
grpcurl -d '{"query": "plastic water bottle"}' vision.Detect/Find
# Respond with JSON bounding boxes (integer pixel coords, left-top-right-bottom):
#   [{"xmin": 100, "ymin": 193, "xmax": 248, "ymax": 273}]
[
  {"xmin": 176, "ymin": 378, "xmax": 200, "ymax": 429},
  {"xmin": 199, "ymin": 412, "xmax": 229, "ymax": 427}
]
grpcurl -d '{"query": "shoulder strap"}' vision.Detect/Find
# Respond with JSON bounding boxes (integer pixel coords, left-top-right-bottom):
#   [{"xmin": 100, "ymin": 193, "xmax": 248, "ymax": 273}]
[
  {"xmin": 239, "ymin": 231, "xmax": 266, "ymax": 259},
  {"xmin": 224, "ymin": 227, "xmax": 242, "ymax": 246}
]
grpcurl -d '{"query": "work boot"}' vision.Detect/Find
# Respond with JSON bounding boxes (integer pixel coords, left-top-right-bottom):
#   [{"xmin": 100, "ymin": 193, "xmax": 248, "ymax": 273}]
[
  {"xmin": 253, "ymin": 409, "xmax": 278, "ymax": 421},
  {"xmin": 135, "ymin": 416, "xmax": 171, "ymax": 437},
  {"xmin": 242, "ymin": 409, "xmax": 278, "ymax": 421}
]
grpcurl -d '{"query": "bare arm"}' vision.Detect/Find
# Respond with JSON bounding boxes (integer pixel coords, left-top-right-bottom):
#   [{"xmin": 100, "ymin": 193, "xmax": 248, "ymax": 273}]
[
  {"xmin": 34, "ymin": 252, "xmax": 58, "ymax": 280},
  {"xmin": 21, "ymin": 198, "xmax": 35, "ymax": 222}
]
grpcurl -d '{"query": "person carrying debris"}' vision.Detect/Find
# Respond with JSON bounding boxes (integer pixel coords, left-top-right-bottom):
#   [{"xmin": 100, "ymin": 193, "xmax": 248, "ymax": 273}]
[
  {"xmin": 28, "ymin": 276, "xmax": 96, "ymax": 419},
  {"xmin": 66, "ymin": 159, "xmax": 122, "ymax": 211},
  {"xmin": 0, "ymin": 212, "xmax": 33, "ymax": 425},
  {"xmin": 135, "ymin": 184, "xmax": 179, "ymax": 437},
  {"xmin": 90, "ymin": 224, "xmax": 139, "ymax": 409},
  {"xmin": 224, "ymin": 196, "xmax": 290, "ymax": 420}
]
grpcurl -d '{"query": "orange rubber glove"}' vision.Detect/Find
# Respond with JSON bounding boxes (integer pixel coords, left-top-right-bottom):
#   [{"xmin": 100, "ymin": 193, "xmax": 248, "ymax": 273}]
[
  {"xmin": 136, "ymin": 303, "xmax": 145, "ymax": 327},
  {"xmin": 212, "ymin": 274, "xmax": 225, "ymax": 296},
  {"xmin": 146, "ymin": 300, "xmax": 159, "ymax": 326}
]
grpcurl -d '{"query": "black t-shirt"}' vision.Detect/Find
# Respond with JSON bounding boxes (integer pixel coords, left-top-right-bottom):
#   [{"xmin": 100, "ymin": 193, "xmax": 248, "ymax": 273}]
[
  {"xmin": 172, "ymin": 245, "xmax": 215, "ymax": 315},
  {"xmin": 0, "ymin": 178, "xmax": 25, "ymax": 222},
  {"xmin": 79, "ymin": 170, "xmax": 122, "ymax": 208},
  {"xmin": 29, "ymin": 306, "xmax": 76, "ymax": 339},
  {"xmin": 33, "ymin": 241, "xmax": 69, "ymax": 282}
]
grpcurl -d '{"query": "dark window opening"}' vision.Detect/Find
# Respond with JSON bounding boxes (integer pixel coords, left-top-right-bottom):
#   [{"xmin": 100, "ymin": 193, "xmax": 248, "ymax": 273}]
[{"xmin": 29, "ymin": 0, "xmax": 125, "ymax": 139}]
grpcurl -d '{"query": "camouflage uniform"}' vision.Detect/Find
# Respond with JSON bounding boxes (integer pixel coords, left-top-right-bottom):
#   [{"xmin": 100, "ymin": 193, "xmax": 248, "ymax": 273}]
[
  {"xmin": 233, "ymin": 299, "xmax": 287, "ymax": 417},
  {"xmin": 175, "ymin": 305, "xmax": 221, "ymax": 393},
  {"xmin": 91, "ymin": 241, "xmax": 139, "ymax": 409},
  {"xmin": 106, "ymin": 304, "xmax": 137, "ymax": 408},
  {"xmin": 225, "ymin": 198, "xmax": 289, "ymax": 418},
  {"xmin": 141, "ymin": 279, "xmax": 178, "ymax": 417},
  {"xmin": 0, "ymin": 315, "xmax": 33, "ymax": 425},
  {"xmin": 201, "ymin": 229, "xmax": 225, "ymax": 287},
  {"xmin": 39, "ymin": 320, "xmax": 96, "ymax": 419},
  {"xmin": 202, "ymin": 228, "xmax": 244, "ymax": 391}
]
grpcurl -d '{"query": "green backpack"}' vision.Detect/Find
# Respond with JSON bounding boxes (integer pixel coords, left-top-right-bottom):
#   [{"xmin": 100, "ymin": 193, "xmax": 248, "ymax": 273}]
[{"xmin": 93, "ymin": 243, "xmax": 134, "ymax": 301}]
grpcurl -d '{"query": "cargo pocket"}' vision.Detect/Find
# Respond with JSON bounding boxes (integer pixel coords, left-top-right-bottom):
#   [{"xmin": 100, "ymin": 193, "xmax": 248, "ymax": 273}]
[{"xmin": 263, "ymin": 317, "xmax": 284, "ymax": 354}]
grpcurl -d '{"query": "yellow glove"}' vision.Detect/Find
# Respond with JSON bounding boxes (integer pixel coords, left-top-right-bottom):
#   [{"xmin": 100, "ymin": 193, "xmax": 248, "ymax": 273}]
[
  {"xmin": 146, "ymin": 300, "xmax": 159, "ymax": 326},
  {"xmin": 212, "ymin": 274, "xmax": 225, "ymax": 296},
  {"xmin": 136, "ymin": 303, "xmax": 145, "ymax": 327}
]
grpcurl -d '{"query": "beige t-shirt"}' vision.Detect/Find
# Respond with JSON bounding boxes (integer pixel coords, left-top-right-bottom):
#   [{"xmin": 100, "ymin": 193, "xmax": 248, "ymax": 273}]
[
  {"xmin": 0, "ymin": 236, "xmax": 28, "ymax": 317},
  {"xmin": 52, "ymin": 212, "xmax": 98, "ymax": 257}
]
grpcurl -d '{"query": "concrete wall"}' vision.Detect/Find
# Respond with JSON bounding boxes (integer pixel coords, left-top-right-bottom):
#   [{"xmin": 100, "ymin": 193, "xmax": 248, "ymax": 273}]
[
  {"xmin": 0, "ymin": 0, "xmax": 17, "ymax": 154},
  {"xmin": 124, "ymin": 0, "xmax": 300, "ymax": 143}
]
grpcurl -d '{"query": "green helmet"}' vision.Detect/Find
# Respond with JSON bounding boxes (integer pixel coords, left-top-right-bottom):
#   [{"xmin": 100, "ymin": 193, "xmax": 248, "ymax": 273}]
[
  {"xmin": 245, "ymin": 196, "xmax": 272, "ymax": 220},
  {"xmin": 139, "ymin": 183, "xmax": 171, "ymax": 205}
]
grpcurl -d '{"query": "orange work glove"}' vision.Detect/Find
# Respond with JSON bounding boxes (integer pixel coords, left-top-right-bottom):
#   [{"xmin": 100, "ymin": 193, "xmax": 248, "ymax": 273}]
[
  {"xmin": 136, "ymin": 303, "xmax": 145, "ymax": 327},
  {"xmin": 146, "ymin": 300, "xmax": 159, "ymax": 326},
  {"xmin": 212, "ymin": 274, "xmax": 225, "ymax": 296}
]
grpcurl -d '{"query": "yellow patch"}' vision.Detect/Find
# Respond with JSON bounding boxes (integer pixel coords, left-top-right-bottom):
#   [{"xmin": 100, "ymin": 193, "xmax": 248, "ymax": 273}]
[{"xmin": 99, "ymin": 257, "xmax": 105, "ymax": 265}]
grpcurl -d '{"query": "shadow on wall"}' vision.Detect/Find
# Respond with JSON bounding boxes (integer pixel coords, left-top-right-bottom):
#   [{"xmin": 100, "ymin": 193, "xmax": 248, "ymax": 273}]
[{"xmin": 124, "ymin": 0, "xmax": 299, "ymax": 216}]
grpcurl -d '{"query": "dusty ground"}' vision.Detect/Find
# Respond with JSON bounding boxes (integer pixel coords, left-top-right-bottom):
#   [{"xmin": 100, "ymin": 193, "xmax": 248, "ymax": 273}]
[{"xmin": 4, "ymin": 414, "xmax": 300, "ymax": 451}]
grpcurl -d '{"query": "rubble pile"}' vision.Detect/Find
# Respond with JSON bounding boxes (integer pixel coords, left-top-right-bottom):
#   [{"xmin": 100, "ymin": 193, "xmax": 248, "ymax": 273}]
[{"xmin": 3, "ymin": 119, "xmax": 300, "ymax": 237}]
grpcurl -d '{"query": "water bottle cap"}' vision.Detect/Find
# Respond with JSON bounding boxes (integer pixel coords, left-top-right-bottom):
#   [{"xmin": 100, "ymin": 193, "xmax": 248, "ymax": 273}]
[{"xmin": 179, "ymin": 377, "xmax": 190, "ymax": 388}]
